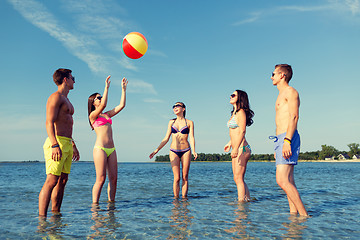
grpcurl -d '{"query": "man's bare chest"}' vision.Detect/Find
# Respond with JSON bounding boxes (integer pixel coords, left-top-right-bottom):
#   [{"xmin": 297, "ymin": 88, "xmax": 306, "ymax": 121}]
[
  {"xmin": 275, "ymin": 95, "xmax": 288, "ymax": 111},
  {"xmin": 60, "ymin": 100, "xmax": 74, "ymax": 115}
]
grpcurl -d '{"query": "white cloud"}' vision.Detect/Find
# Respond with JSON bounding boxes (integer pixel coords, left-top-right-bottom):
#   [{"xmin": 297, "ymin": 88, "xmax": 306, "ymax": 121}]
[
  {"xmin": 76, "ymin": 15, "xmax": 127, "ymax": 39},
  {"xmin": 233, "ymin": 12, "xmax": 261, "ymax": 26},
  {"xmin": 115, "ymin": 57, "xmax": 138, "ymax": 71},
  {"xmin": 61, "ymin": 0, "xmax": 108, "ymax": 14},
  {"xmin": 345, "ymin": 0, "xmax": 360, "ymax": 14},
  {"xmin": 7, "ymin": 0, "xmax": 136, "ymax": 73},
  {"xmin": 148, "ymin": 49, "xmax": 168, "ymax": 58},
  {"xmin": 62, "ymin": 0, "xmax": 127, "ymax": 16},
  {"xmin": 276, "ymin": 5, "xmax": 333, "ymax": 12},
  {"xmin": 143, "ymin": 98, "xmax": 163, "ymax": 103},
  {"xmin": 233, "ymin": 1, "xmax": 359, "ymax": 26},
  {"xmin": 110, "ymin": 77, "xmax": 157, "ymax": 94},
  {"xmin": 128, "ymin": 80, "xmax": 157, "ymax": 95}
]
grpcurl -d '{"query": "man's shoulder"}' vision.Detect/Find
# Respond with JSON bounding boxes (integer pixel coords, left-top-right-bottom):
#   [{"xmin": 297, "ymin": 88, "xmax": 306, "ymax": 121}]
[
  {"xmin": 47, "ymin": 91, "xmax": 65, "ymax": 104},
  {"xmin": 49, "ymin": 91, "xmax": 61, "ymax": 98},
  {"xmin": 285, "ymin": 86, "xmax": 299, "ymax": 97}
]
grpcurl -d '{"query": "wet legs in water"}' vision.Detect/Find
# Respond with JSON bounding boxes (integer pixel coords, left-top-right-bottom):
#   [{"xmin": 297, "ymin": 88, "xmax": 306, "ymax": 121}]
[
  {"xmin": 276, "ymin": 164, "xmax": 308, "ymax": 216},
  {"xmin": 170, "ymin": 150, "xmax": 191, "ymax": 198},
  {"xmin": 232, "ymin": 149, "xmax": 251, "ymax": 201},
  {"xmin": 92, "ymin": 148, "xmax": 118, "ymax": 204},
  {"xmin": 39, "ymin": 172, "xmax": 68, "ymax": 217}
]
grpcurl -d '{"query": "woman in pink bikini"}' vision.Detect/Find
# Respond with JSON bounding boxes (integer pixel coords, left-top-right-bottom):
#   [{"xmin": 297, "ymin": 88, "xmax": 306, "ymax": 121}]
[
  {"xmin": 149, "ymin": 102, "xmax": 197, "ymax": 198},
  {"xmin": 88, "ymin": 75, "xmax": 128, "ymax": 204}
]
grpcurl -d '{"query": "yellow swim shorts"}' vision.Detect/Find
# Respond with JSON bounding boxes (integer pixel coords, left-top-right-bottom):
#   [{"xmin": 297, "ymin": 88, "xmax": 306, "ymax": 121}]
[{"xmin": 43, "ymin": 136, "xmax": 73, "ymax": 176}]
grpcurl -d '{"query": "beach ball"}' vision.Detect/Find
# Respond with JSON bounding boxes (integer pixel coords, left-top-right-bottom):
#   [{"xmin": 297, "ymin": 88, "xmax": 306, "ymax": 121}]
[{"xmin": 122, "ymin": 32, "xmax": 148, "ymax": 59}]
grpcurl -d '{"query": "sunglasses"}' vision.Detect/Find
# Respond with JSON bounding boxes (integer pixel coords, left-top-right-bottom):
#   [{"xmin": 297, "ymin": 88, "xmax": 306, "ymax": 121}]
[
  {"xmin": 173, "ymin": 104, "xmax": 184, "ymax": 109},
  {"xmin": 69, "ymin": 76, "xmax": 75, "ymax": 82},
  {"xmin": 272, "ymin": 72, "xmax": 286, "ymax": 77},
  {"xmin": 230, "ymin": 94, "xmax": 237, "ymax": 98},
  {"xmin": 94, "ymin": 96, "xmax": 102, "ymax": 101}
]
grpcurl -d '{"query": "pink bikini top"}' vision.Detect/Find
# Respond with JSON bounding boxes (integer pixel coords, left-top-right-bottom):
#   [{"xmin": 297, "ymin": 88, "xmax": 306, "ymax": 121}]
[{"xmin": 92, "ymin": 114, "xmax": 112, "ymax": 128}]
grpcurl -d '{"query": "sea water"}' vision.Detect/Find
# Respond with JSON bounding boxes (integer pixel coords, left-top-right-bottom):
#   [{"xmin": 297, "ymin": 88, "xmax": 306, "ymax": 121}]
[{"xmin": 0, "ymin": 161, "xmax": 359, "ymax": 239}]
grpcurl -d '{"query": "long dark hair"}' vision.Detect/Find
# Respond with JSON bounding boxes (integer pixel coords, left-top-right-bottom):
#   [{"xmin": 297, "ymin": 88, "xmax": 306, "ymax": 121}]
[
  {"xmin": 88, "ymin": 92, "xmax": 100, "ymax": 130},
  {"xmin": 231, "ymin": 90, "xmax": 254, "ymax": 126}
]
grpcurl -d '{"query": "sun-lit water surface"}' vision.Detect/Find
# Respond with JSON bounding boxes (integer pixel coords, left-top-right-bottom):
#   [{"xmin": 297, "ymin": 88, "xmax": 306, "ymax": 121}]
[{"xmin": 0, "ymin": 161, "xmax": 359, "ymax": 239}]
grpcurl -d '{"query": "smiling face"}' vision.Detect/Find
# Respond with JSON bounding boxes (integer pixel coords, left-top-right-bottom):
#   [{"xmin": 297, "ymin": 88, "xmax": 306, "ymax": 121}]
[
  {"xmin": 172, "ymin": 102, "xmax": 185, "ymax": 116},
  {"xmin": 230, "ymin": 91, "xmax": 238, "ymax": 104}
]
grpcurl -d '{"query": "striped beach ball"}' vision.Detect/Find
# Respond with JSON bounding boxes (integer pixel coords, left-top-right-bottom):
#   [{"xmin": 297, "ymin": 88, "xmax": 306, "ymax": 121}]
[{"xmin": 122, "ymin": 32, "xmax": 148, "ymax": 59}]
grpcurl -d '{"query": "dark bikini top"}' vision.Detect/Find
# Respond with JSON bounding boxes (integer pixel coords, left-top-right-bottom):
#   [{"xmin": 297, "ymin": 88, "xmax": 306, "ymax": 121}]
[{"xmin": 171, "ymin": 119, "xmax": 190, "ymax": 134}]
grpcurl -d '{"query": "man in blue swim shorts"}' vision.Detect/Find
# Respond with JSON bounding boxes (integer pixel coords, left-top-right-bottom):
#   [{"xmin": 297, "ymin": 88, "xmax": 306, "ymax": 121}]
[{"xmin": 271, "ymin": 64, "xmax": 308, "ymax": 216}]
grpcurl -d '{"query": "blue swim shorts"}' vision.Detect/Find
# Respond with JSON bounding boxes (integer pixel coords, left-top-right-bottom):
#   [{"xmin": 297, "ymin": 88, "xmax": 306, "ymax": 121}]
[{"xmin": 272, "ymin": 130, "xmax": 300, "ymax": 165}]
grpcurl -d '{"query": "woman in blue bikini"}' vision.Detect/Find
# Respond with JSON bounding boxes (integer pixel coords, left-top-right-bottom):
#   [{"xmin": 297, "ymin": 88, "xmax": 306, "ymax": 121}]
[
  {"xmin": 149, "ymin": 102, "xmax": 197, "ymax": 198},
  {"xmin": 88, "ymin": 75, "xmax": 128, "ymax": 204},
  {"xmin": 224, "ymin": 90, "xmax": 254, "ymax": 201}
]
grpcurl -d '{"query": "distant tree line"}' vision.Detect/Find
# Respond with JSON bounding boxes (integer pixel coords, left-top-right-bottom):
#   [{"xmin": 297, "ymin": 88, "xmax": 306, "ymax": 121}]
[
  {"xmin": 154, "ymin": 143, "xmax": 360, "ymax": 162},
  {"xmin": 317, "ymin": 143, "xmax": 360, "ymax": 159},
  {"xmin": 155, "ymin": 153, "xmax": 275, "ymax": 162}
]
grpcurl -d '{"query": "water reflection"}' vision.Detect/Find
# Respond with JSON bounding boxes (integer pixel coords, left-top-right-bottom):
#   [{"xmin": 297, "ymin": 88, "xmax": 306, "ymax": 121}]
[
  {"xmin": 281, "ymin": 214, "xmax": 308, "ymax": 239},
  {"xmin": 88, "ymin": 202, "xmax": 122, "ymax": 239},
  {"xmin": 224, "ymin": 202, "xmax": 251, "ymax": 239},
  {"xmin": 168, "ymin": 198, "xmax": 193, "ymax": 239},
  {"xmin": 37, "ymin": 214, "xmax": 67, "ymax": 239}
]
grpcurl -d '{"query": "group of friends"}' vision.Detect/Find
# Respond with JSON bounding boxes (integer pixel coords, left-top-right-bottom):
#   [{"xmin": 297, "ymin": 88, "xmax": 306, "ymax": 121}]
[{"xmin": 38, "ymin": 64, "xmax": 308, "ymax": 218}]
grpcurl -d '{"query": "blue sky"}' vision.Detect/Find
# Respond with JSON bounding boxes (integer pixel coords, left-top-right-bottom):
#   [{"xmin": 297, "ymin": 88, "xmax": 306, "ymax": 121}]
[{"xmin": 1, "ymin": 0, "xmax": 359, "ymax": 162}]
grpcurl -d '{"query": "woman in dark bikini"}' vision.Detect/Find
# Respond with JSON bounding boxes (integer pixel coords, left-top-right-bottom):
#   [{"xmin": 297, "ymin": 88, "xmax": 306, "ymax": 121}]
[
  {"xmin": 149, "ymin": 102, "xmax": 197, "ymax": 198},
  {"xmin": 88, "ymin": 75, "xmax": 128, "ymax": 204},
  {"xmin": 224, "ymin": 90, "xmax": 254, "ymax": 201}
]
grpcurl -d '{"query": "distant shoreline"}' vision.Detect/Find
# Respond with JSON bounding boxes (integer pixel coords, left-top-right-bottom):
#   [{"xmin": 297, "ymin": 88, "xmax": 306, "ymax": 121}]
[
  {"xmin": 299, "ymin": 159, "xmax": 360, "ymax": 163},
  {"xmin": 154, "ymin": 159, "xmax": 360, "ymax": 163},
  {"xmin": 1, "ymin": 159, "xmax": 360, "ymax": 163}
]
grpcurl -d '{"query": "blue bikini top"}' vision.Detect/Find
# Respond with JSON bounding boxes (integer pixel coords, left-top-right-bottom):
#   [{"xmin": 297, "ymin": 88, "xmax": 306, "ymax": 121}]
[
  {"xmin": 171, "ymin": 119, "xmax": 190, "ymax": 134},
  {"xmin": 227, "ymin": 115, "xmax": 239, "ymax": 129}
]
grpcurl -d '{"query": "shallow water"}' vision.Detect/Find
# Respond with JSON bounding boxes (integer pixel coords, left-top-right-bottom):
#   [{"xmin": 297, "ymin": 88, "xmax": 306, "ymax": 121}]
[{"xmin": 0, "ymin": 161, "xmax": 359, "ymax": 239}]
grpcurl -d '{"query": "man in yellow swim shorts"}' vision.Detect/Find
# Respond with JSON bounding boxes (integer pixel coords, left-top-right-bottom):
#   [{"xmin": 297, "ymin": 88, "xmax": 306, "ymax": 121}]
[{"xmin": 39, "ymin": 68, "xmax": 80, "ymax": 217}]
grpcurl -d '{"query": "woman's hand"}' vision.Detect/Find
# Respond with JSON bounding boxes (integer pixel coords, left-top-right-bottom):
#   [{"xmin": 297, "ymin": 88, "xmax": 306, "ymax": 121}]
[
  {"xmin": 224, "ymin": 143, "xmax": 231, "ymax": 152},
  {"xmin": 149, "ymin": 150, "xmax": 158, "ymax": 159},
  {"xmin": 231, "ymin": 148, "xmax": 239, "ymax": 159},
  {"xmin": 122, "ymin": 78, "xmax": 128, "ymax": 91},
  {"xmin": 192, "ymin": 152, "xmax": 198, "ymax": 160},
  {"xmin": 105, "ymin": 75, "xmax": 111, "ymax": 89}
]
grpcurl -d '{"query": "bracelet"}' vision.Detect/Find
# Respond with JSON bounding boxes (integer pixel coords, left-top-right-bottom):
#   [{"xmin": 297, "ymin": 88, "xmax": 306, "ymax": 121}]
[
  {"xmin": 284, "ymin": 138, "xmax": 292, "ymax": 144},
  {"xmin": 51, "ymin": 144, "xmax": 60, "ymax": 148}
]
